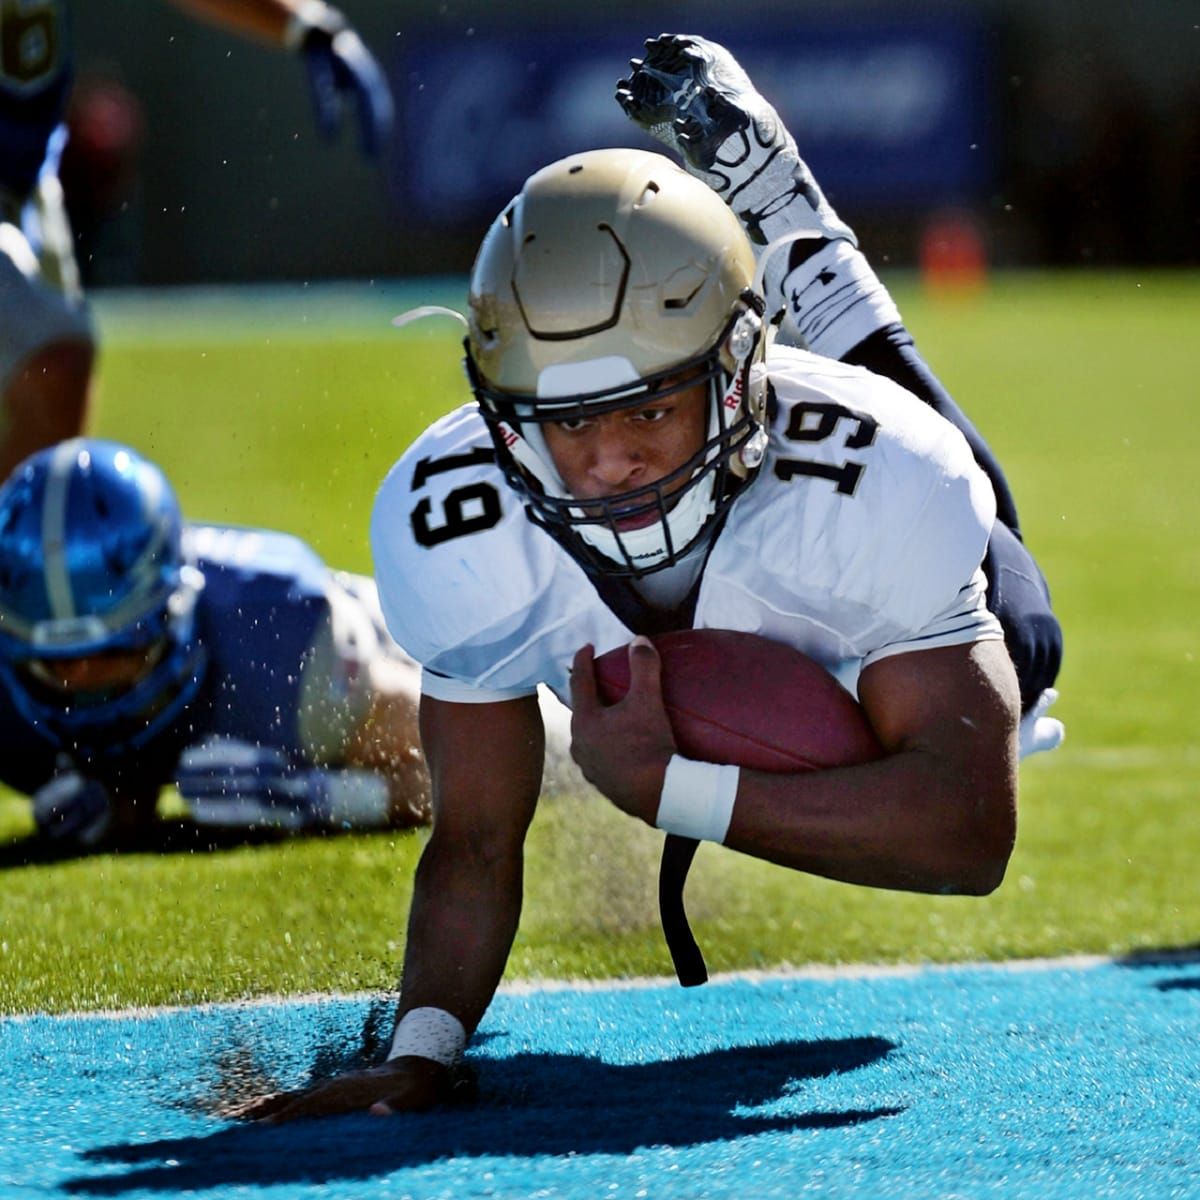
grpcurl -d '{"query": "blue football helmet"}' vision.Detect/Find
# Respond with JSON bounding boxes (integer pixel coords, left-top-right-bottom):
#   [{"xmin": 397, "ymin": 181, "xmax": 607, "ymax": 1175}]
[{"xmin": 0, "ymin": 439, "xmax": 207, "ymax": 757}]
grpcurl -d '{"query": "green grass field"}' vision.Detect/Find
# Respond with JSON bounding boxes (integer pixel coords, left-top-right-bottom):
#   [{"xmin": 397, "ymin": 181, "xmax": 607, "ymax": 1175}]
[{"xmin": 2, "ymin": 271, "xmax": 1197, "ymax": 1016}]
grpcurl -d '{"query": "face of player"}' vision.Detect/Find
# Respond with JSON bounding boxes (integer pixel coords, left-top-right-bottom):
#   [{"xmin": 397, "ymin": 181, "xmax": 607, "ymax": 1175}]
[
  {"xmin": 541, "ymin": 377, "xmax": 709, "ymax": 530},
  {"xmin": 22, "ymin": 641, "xmax": 167, "ymax": 705}
]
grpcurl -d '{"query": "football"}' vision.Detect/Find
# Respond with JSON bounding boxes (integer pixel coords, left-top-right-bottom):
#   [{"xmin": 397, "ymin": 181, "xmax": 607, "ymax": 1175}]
[{"xmin": 593, "ymin": 629, "xmax": 882, "ymax": 771}]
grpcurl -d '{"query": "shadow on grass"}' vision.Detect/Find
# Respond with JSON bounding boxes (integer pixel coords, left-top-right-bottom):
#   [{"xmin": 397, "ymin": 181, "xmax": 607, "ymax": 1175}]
[
  {"xmin": 65, "ymin": 1037, "xmax": 901, "ymax": 1194},
  {"xmin": 0, "ymin": 818, "xmax": 414, "ymax": 867}
]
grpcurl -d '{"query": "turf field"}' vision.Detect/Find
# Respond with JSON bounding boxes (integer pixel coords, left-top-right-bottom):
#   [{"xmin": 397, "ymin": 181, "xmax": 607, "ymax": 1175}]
[
  {"xmin": 7, "ymin": 960, "xmax": 1200, "ymax": 1198},
  {"xmin": 1, "ymin": 270, "xmax": 1198, "ymax": 1020}
]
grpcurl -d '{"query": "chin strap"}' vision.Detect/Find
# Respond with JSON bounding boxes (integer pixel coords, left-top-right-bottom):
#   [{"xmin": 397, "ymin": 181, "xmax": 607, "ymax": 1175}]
[{"xmin": 658, "ymin": 833, "xmax": 708, "ymax": 986}]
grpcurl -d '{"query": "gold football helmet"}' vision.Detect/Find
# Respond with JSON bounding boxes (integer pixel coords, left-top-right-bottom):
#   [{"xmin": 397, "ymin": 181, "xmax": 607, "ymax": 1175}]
[{"xmin": 466, "ymin": 147, "xmax": 767, "ymax": 576}]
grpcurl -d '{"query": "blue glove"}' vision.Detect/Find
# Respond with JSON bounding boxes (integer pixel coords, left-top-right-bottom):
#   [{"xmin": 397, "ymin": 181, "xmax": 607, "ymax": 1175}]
[
  {"xmin": 290, "ymin": 4, "xmax": 394, "ymax": 159},
  {"xmin": 175, "ymin": 738, "xmax": 392, "ymax": 831},
  {"xmin": 32, "ymin": 773, "xmax": 112, "ymax": 847}
]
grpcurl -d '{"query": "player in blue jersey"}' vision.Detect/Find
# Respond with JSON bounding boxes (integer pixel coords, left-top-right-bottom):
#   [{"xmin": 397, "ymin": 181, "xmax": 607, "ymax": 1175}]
[
  {"xmin": 0, "ymin": 0, "xmax": 393, "ymax": 480},
  {"xmin": 234, "ymin": 38, "xmax": 1064, "ymax": 1122},
  {"xmin": 0, "ymin": 438, "xmax": 431, "ymax": 853}
]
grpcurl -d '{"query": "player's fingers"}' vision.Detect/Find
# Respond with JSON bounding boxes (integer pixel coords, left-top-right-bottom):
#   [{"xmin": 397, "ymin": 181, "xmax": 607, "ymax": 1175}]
[
  {"xmin": 235, "ymin": 1075, "xmax": 383, "ymax": 1123},
  {"xmin": 252, "ymin": 1087, "xmax": 368, "ymax": 1123},
  {"xmin": 225, "ymin": 1090, "xmax": 296, "ymax": 1122},
  {"xmin": 365, "ymin": 1087, "xmax": 435, "ymax": 1116},
  {"xmin": 304, "ymin": 50, "xmax": 341, "ymax": 139},
  {"xmin": 330, "ymin": 32, "xmax": 391, "ymax": 157},
  {"xmin": 365, "ymin": 1066, "xmax": 452, "ymax": 1115},
  {"xmin": 626, "ymin": 635, "xmax": 662, "ymax": 703},
  {"xmin": 569, "ymin": 644, "xmax": 598, "ymax": 713}
]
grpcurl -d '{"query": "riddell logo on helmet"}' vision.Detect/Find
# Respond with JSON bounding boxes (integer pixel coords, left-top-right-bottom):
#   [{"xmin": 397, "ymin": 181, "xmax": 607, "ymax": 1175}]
[
  {"xmin": 499, "ymin": 424, "xmax": 519, "ymax": 448},
  {"xmin": 723, "ymin": 373, "xmax": 744, "ymax": 411}
]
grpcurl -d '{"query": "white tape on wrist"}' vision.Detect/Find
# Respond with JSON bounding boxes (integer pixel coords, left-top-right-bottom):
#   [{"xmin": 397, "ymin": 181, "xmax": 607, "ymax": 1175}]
[
  {"xmin": 655, "ymin": 755, "xmax": 740, "ymax": 844},
  {"xmin": 283, "ymin": 0, "xmax": 332, "ymax": 49},
  {"xmin": 386, "ymin": 1007, "xmax": 466, "ymax": 1066}
]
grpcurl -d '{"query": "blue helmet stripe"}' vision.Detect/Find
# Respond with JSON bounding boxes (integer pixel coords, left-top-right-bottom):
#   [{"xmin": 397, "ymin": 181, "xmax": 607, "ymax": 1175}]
[{"xmin": 42, "ymin": 439, "xmax": 86, "ymax": 621}]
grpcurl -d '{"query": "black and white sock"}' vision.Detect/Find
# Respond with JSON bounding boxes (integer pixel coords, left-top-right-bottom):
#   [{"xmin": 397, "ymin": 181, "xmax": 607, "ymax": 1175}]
[{"xmin": 778, "ymin": 239, "xmax": 902, "ymax": 361}]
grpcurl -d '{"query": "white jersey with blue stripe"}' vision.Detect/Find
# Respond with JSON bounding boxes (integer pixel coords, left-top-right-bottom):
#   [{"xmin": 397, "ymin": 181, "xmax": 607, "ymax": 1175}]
[{"xmin": 370, "ymin": 346, "xmax": 1002, "ymax": 706}]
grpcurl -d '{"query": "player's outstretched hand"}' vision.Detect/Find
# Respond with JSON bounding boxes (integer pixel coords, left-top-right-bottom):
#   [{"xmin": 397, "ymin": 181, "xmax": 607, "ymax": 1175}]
[
  {"xmin": 31, "ymin": 772, "xmax": 113, "ymax": 847},
  {"xmin": 569, "ymin": 638, "xmax": 677, "ymax": 823},
  {"xmin": 292, "ymin": 4, "xmax": 394, "ymax": 158},
  {"xmin": 176, "ymin": 737, "xmax": 405, "ymax": 832},
  {"xmin": 228, "ymin": 1056, "xmax": 453, "ymax": 1124}
]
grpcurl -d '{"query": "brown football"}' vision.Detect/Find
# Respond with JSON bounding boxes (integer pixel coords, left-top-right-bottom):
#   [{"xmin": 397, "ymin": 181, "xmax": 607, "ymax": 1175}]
[{"xmin": 593, "ymin": 629, "xmax": 882, "ymax": 771}]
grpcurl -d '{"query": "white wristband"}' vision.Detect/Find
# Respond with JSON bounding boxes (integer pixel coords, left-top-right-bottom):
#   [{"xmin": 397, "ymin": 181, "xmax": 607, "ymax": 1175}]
[
  {"xmin": 655, "ymin": 755, "xmax": 740, "ymax": 844},
  {"xmin": 386, "ymin": 1007, "xmax": 466, "ymax": 1066},
  {"xmin": 283, "ymin": 0, "xmax": 333, "ymax": 49}
]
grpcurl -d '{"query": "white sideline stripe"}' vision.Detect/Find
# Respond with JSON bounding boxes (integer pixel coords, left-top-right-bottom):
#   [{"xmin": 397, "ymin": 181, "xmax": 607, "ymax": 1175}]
[{"xmin": 8, "ymin": 951, "xmax": 1194, "ymax": 1025}]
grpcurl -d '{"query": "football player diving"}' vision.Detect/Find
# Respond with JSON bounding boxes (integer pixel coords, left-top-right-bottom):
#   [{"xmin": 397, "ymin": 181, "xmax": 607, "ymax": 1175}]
[{"xmin": 233, "ymin": 34, "xmax": 1064, "ymax": 1121}]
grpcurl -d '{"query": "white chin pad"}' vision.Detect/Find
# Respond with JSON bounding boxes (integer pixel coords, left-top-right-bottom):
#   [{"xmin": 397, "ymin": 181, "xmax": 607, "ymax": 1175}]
[{"xmin": 579, "ymin": 472, "xmax": 714, "ymax": 570}]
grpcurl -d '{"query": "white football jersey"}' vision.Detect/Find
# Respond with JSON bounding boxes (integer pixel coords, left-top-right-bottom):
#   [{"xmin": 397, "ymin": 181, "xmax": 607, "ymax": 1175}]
[{"xmin": 370, "ymin": 346, "xmax": 1002, "ymax": 706}]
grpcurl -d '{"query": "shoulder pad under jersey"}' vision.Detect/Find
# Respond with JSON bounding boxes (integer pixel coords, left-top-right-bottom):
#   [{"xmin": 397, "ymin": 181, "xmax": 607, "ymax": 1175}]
[
  {"xmin": 370, "ymin": 405, "xmax": 628, "ymax": 693},
  {"xmin": 184, "ymin": 524, "xmax": 330, "ymax": 601},
  {"xmin": 709, "ymin": 347, "xmax": 996, "ymax": 639}
]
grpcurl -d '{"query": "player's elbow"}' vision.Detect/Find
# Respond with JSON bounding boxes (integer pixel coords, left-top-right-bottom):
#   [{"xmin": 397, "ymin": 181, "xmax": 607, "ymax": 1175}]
[
  {"xmin": 940, "ymin": 793, "xmax": 1016, "ymax": 896},
  {"xmin": 948, "ymin": 843, "xmax": 1011, "ymax": 896}
]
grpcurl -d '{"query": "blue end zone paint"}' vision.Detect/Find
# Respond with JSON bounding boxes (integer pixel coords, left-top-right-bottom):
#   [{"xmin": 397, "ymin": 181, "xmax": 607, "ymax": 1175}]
[{"xmin": 2, "ymin": 959, "xmax": 1199, "ymax": 1199}]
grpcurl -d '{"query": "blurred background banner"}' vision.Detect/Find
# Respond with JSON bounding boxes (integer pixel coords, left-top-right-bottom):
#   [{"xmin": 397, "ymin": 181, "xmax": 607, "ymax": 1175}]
[
  {"xmin": 395, "ymin": 17, "xmax": 994, "ymax": 227},
  {"xmin": 67, "ymin": 1, "xmax": 1198, "ymax": 285}
]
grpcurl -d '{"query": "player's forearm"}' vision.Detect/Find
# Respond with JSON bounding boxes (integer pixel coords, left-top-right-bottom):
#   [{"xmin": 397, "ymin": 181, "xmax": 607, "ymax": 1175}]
[
  {"xmin": 395, "ymin": 831, "xmax": 524, "ymax": 1037},
  {"xmin": 723, "ymin": 745, "xmax": 1016, "ymax": 895}
]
